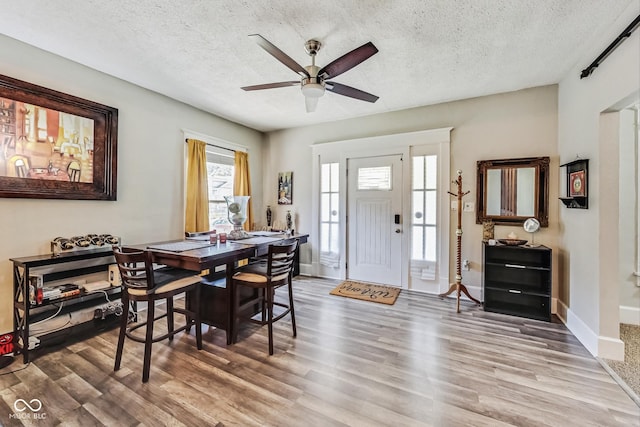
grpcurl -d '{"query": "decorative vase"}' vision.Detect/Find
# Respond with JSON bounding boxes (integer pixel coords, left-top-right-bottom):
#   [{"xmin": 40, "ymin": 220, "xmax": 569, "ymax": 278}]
[
  {"xmin": 266, "ymin": 205, "xmax": 272, "ymax": 228},
  {"xmin": 482, "ymin": 220, "xmax": 494, "ymax": 242},
  {"xmin": 224, "ymin": 195, "xmax": 250, "ymax": 240}
]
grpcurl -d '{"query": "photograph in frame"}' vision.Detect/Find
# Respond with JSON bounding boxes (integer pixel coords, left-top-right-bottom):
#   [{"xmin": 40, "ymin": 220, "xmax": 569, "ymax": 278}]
[{"xmin": 278, "ymin": 171, "xmax": 292, "ymax": 205}]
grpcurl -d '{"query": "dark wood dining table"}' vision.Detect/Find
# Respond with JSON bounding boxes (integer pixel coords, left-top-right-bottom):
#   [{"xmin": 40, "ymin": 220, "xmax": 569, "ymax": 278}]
[{"xmin": 123, "ymin": 233, "xmax": 308, "ymax": 344}]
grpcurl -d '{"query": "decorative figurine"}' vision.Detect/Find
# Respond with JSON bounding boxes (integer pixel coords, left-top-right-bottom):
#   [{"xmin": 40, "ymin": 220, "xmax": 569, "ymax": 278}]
[
  {"xmin": 286, "ymin": 210, "xmax": 293, "ymax": 232},
  {"xmin": 266, "ymin": 205, "xmax": 272, "ymax": 229}
]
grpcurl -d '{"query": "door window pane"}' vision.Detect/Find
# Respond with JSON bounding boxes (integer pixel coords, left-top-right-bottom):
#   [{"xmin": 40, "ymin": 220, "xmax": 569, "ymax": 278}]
[
  {"xmin": 412, "ymin": 226, "xmax": 424, "ymax": 259},
  {"xmin": 330, "ymin": 163, "xmax": 339, "ymax": 192},
  {"xmin": 412, "ymin": 191, "xmax": 424, "ymax": 225},
  {"xmin": 425, "ymin": 155, "xmax": 437, "ymax": 189},
  {"xmin": 358, "ymin": 166, "xmax": 392, "ymax": 190},
  {"xmin": 321, "ymin": 163, "xmax": 330, "ymax": 192},
  {"xmin": 412, "ymin": 156, "xmax": 424, "ymax": 190},
  {"xmin": 425, "ymin": 191, "xmax": 437, "ymax": 225},
  {"xmin": 321, "ymin": 193, "xmax": 330, "ymax": 222}
]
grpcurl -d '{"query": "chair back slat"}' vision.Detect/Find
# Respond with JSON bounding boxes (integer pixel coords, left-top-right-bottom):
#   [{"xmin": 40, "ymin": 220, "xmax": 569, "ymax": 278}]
[
  {"xmin": 113, "ymin": 247, "xmax": 156, "ymax": 291},
  {"xmin": 267, "ymin": 241, "xmax": 298, "ymax": 278}
]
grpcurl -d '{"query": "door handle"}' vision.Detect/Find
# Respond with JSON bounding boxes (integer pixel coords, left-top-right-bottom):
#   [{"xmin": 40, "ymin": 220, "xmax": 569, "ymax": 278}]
[{"xmin": 395, "ymin": 229, "xmax": 401, "ymax": 233}]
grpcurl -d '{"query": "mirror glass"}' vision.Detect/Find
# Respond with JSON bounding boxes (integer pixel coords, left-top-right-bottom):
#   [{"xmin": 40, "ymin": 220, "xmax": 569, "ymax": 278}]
[{"xmin": 476, "ymin": 157, "xmax": 549, "ymax": 227}]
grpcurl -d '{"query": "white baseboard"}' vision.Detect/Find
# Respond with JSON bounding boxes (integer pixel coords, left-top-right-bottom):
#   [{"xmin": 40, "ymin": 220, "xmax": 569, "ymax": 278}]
[
  {"xmin": 556, "ymin": 300, "xmax": 624, "ymax": 360},
  {"xmin": 620, "ymin": 305, "xmax": 640, "ymax": 325},
  {"xmin": 299, "ymin": 263, "xmax": 313, "ymax": 276}
]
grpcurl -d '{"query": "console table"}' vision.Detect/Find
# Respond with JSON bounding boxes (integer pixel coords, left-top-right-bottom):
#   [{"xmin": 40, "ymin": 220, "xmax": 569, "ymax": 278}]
[{"xmin": 11, "ymin": 248, "xmax": 120, "ymax": 363}]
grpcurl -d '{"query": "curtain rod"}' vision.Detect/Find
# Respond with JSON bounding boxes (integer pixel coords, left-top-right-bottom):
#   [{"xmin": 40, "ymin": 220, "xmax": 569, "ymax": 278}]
[
  {"xmin": 580, "ymin": 14, "xmax": 640, "ymax": 79},
  {"xmin": 185, "ymin": 139, "xmax": 235, "ymax": 153}
]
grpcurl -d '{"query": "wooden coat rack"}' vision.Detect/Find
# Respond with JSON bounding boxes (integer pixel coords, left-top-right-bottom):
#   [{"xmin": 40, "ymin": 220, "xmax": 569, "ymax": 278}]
[{"xmin": 439, "ymin": 170, "xmax": 481, "ymax": 312}]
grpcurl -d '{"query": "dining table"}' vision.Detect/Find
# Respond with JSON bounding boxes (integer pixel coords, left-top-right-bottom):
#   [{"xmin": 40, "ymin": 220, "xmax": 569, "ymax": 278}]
[{"xmin": 123, "ymin": 232, "xmax": 308, "ymax": 345}]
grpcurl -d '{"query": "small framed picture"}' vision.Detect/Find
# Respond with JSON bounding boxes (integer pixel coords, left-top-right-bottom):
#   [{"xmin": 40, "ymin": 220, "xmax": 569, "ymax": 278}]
[
  {"xmin": 569, "ymin": 170, "xmax": 586, "ymax": 197},
  {"xmin": 278, "ymin": 171, "xmax": 292, "ymax": 205}
]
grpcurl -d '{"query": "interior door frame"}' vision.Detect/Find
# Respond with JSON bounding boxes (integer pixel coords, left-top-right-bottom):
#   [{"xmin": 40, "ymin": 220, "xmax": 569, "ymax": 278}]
[{"xmin": 310, "ymin": 127, "xmax": 452, "ymax": 291}]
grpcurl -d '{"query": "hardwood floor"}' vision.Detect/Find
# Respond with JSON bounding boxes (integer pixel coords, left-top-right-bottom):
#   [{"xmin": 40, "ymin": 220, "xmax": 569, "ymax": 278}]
[{"xmin": 1, "ymin": 276, "xmax": 638, "ymax": 426}]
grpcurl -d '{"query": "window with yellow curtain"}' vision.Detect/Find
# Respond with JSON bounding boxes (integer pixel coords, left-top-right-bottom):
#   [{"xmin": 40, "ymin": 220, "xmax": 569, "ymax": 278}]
[
  {"xmin": 185, "ymin": 139, "xmax": 209, "ymax": 233},
  {"xmin": 234, "ymin": 151, "xmax": 253, "ymax": 231},
  {"xmin": 185, "ymin": 137, "xmax": 252, "ymax": 233}
]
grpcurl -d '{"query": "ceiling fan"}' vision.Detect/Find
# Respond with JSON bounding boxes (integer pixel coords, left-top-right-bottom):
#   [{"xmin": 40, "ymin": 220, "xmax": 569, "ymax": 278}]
[{"xmin": 241, "ymin": 34, "xmax": 379, "ymax": 112}]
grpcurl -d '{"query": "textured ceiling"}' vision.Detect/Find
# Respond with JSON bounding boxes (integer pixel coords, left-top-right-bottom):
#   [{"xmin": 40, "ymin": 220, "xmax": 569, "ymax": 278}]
[{"xmin": 0, "ymin": 1, "xmax": 636, "ymax": 132}]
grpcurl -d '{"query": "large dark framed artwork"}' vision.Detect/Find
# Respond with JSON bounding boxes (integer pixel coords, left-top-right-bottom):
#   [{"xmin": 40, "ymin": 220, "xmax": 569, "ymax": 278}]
[
  {"xmin": 0, "ymin": 73, "xmax": 117, "ymax": 200},
  {"xmin": 278, "ymin": 171, "xmax": 292, "ymax": 205}
]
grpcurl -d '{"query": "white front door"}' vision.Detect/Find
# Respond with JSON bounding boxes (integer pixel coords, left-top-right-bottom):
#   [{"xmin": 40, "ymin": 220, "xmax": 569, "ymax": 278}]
[{"xmin": 347, "ymin": 155, "xmax": 403, "ymax": 285}]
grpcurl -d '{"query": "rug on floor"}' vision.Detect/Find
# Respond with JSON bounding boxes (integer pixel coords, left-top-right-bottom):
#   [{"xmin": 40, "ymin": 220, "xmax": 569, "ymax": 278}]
[
  {"xmin": 603, "ymin": 323, "xmax": 640, "ymax": 403},
  {"xmin": 329, "ymin": 281, "xmax": 400, "ymax": 305}
]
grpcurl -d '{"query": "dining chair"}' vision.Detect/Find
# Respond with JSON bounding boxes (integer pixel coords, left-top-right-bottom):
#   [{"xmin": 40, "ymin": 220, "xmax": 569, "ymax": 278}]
[
  {"xmin": 112, "ymin": 247, "xmax": 203, "ymax": 382},
  {"xmin": 231, "ymin": 240, "xmax": 298, "ymax": 355},
  {"xmin": 67, "ymin": 160, "xmax": 81, "ymax": 182}
]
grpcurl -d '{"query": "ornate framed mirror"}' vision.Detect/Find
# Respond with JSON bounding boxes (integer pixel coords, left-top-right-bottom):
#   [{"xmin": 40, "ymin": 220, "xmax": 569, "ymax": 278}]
[{"xmin": 476, "ymin": 157, "xmax": 549, "ymax": 227}]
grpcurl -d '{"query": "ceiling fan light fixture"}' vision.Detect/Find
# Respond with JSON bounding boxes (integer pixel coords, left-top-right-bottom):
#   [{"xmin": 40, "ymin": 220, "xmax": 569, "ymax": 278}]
[
  {"xmin": 301, "ymin": 82, "xmax": 325, "ymax": 98},
  {"xmin": 244, "ymin": 34, "xmax": 379, "ymax": 112},
  {"xmin": 301, "ymin": 78, "xmax": 325, "ymax": 112},
  {"xmin": 304, "ymin": 95, "xmax": 320, "ymax": 112}
]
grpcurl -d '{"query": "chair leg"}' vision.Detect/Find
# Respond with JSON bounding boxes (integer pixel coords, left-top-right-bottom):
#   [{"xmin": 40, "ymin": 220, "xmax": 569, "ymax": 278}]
[
  {"xmin": 194, "ymin": 285, "xmax": 203, "ymax": 350},
  {"xmin": 142, "ymin": 299, "xmax": 155, "ymax": 383},
  {"xmin": 114, "ymin": 293, "xmax": 130, "ymax": 372},
  {"xmin": 267, "ymin": 286, "xmax": 274, "ymax": 355},
  {"xmin": 166, "ymin": 297, "xmax": 174, "ymax": 341},
  {"xmin": 260, "ymin": 288, "xmax": 267, "ymax": 324},
  {"xmin": 288, "ymin": 277, "xmax": 297, "ymax": 338}
]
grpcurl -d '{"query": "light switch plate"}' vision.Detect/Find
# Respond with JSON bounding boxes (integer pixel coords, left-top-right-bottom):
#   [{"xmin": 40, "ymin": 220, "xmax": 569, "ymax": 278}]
[
  {"xmin": 451, "ymin": 201, "xmax": 458, "ymax": 211},
  {"xmin": 463, "ymin": 201, "xmax": 475, "ymax": 212}
]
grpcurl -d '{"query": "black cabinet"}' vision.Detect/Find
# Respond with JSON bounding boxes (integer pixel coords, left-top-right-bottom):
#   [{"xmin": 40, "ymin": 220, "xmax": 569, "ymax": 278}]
[
  {"xmin": 483, "ymin": 243, "xmax": 551, "ymax": 321},
  {"xmin": 11, "ymin": 248, "xmax": 121, "ymax": 363}
]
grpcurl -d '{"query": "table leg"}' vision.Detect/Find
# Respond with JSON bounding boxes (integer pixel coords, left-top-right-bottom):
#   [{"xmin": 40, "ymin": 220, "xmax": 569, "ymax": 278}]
[{"xmin": 225, "ymin": 261, "xmax": 235, "ymax": 345}]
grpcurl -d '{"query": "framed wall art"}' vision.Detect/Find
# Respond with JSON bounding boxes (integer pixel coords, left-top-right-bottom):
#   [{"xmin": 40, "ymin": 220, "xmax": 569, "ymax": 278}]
[
  {"xmin": 278, "ymin": 171, "xmax": 292, "ymax": 205},
  {"xmin": 0, "ymin": 73, "xmax": 118, "ymax": 200}
]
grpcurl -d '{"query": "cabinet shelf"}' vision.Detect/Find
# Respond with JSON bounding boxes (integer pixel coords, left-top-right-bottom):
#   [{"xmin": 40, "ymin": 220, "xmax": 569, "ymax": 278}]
[
  {"xmin": 485, "ymin": 261, "xmax": 550, "ymax": 272},
  {"xmin": 484, "ymin": 286, "xmax": 549, "ymax": 298},
  {"xmin": 29, "ymin": 286, "xmax": 121, "ymax": 316},
  {"xmin": 11, "ymin": 248, "xmax": 120, "ymax": 363},
  {"xmin": 559, "ymin": 196, "xmax": 588, "ymax": 209},
  {"xmin": 483, "ymin": 243, "xmax": 552, "ymax": 321}
]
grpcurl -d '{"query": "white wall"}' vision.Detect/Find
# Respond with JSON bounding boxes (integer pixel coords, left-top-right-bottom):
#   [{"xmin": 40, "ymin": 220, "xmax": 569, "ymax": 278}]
[
  {"xmin": 556, "ymin": 3, "xmax": 640, "ymax": 358},
  {"xmin": 0, "ymin": 35, "xmax": 264, "ymax": 333},
  {"xmin": 264, "ymin": 85, "xmax": 559, "ymax": 293}
]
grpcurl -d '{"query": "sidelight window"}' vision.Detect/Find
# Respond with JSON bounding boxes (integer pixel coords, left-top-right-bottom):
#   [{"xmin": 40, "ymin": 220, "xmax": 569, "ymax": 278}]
[
  {"xmin": 411, "ymin": 155, "xmax": 437, "ymax": 279},
  {"xmin": 320, "ymin": 162, "xmax": 340, "ymax": 267}
]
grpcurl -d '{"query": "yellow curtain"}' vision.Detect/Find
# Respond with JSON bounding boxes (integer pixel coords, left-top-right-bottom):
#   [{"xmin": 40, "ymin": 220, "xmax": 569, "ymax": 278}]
[
  {"xmin": 185, "ymin": 139, "xmax": 210, "ymax": 233},
  {"xmin": 234, "ymin": 151, "xmax": 253, "ymax": 231}
]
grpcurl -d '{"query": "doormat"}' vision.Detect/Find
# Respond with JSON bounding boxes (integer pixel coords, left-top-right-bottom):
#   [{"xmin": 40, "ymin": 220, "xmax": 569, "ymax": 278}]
[{"xmin": 330, "ymin": 281, "xmax": 400, "ymax": 305}]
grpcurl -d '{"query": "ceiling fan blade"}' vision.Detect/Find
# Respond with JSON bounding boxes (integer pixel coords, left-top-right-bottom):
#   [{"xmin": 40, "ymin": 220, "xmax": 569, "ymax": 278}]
[
  {"xmin": 318, "ymin": 42, "xmax": 378, "ymax": 79},
  {"xmin": 241, "ymin": 81, "xmax": 300, "ymax": 91},
  {"xmin": 325, "ymin": 82, "xmax": 379, "ymax": 103},
  {"xmin": 249, "ymin": 34, "xmax": 309, "ymax": 78}
]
